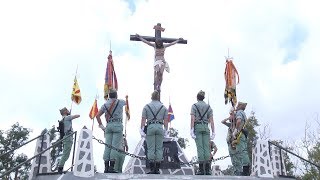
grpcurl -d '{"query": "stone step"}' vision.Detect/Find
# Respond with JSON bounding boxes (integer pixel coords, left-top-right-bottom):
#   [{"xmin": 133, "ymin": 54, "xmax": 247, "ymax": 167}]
[{"xmin": 34, "ymin": 172, "xmax": 296, "ymax": 180}]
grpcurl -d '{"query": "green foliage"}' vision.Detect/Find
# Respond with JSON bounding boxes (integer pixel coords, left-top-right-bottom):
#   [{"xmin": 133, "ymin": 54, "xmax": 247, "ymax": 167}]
[
  {"xmin": 168, "ymin": 128, "xmax": 188, "ymax": 149},
  {"xmin": 300, "ymin": 142, "xmax": 320, "ymax": 179},
  {"xmin": 0, "ymin": 123, "xmax": 32, "ymax": 180},
  {"xmin": 246, "ymin": 111, "xmax": 260, "ymax": 163}
]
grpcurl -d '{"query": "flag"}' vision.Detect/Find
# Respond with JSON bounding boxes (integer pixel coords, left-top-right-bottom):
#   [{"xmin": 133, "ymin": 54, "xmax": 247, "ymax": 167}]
[
  {"xmin": 168, "ymin": 104, "xmax": 175, "ymax": 122},
  {"xmin": 125, "ymin": 95, "xmax": 130, "ymax": 120},
  {"xmin": 89, "ymin": 99, "xmax": 98, "ymax": 119},
  {"xmin": 71, "ymin": 76, "xmax": 82, "ymax": 104},
  {"xmin": 104, "ymin": 51, "xmax": 118, "ymax": 100}
]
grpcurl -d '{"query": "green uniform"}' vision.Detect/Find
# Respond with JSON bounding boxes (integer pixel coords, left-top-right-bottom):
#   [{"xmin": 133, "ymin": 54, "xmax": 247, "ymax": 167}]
[
  {"xmin": 191, "ymin": 101, "xmax": 213, "ymax": 161},
  {"xmin": 233, "ymin": 110, "xmax": 250, "ymax": 175},
  {"xmin": 115, "ymin": 137, "xmax": 127, "ymax": 173},
  {"xmin": 142, "ymin": 100, "xmax": 168, "ymax": 161},
  {"xmin": 100, "ymin": 98, "xmax": 126, "ymax": 161},
  {"xmin": 58, "ymin": 115, "xmax": 73, "ymax": 167}
]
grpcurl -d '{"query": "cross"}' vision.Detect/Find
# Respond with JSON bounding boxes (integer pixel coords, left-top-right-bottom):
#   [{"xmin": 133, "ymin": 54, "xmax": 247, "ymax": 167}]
[{"xmin": 130, "ymin": 23, "xmax": 187, "ymax": 44}]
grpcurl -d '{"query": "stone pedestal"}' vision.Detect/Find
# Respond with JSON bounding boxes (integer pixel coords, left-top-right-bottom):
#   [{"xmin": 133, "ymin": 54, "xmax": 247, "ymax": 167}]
[
  {"xmin": 29, "ymin": 131, "xmax": 51, "ymax": 180},
  {"xmin": 270, "ymin": 145, "xmax": 286, "ymax": 176},
  {"xmin": 251, "ymin": 140, "xmax": 273, "ymax": 178},
  {"xmin": 124, "ymin": 137, "xmax": 194, "ymax": 175},
  {"xmin": 212, "ymin": 165, "xmax": 224, "ymax": 176},
  {"xmin": 73, "ymin": 126, "xmax": 94, "ymax": 178}
]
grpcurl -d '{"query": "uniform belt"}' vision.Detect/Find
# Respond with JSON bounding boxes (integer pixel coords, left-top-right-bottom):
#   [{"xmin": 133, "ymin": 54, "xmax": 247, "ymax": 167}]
[
  {"xmin": 108, "ymin": 118, "xmax": 122, "ymax": 123},
  {"xmin": 195, "ymin": 121, "xmax": 208, "ymax": 125},
  {"xmin": 147, "ymin": 120, "xmax": 163, "ymax": 125}
]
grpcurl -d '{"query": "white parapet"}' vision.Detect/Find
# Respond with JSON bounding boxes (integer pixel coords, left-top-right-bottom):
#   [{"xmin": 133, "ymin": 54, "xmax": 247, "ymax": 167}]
[
  {"xmin": 270, "ymin": 145, "xmax": 286, "ymax": 176},
  {"xmin": 29, "ymin": 131, "xmax": 51, "ymax": 180},
  {"xmin": 212, "ymin": 165, "xmax": 224, "ymax": 176},
  {"xmin": 73, "ymin": 126, "xmax": 94, "ymax": 178},
  {"xmin": 251, "ymin": 140, "xmax": 273, "ymax": 178}
]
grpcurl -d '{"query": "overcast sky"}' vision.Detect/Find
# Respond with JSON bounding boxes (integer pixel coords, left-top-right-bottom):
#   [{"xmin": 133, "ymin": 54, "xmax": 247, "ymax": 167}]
[{"xmin": 0, "ymin": 0, "xmax": 319, "ymax": 173}]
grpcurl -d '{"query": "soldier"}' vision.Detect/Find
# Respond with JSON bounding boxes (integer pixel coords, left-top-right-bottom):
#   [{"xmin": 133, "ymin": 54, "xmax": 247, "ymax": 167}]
[
  {"xmin": 232, "ymin": 102, "xmax": 250, "ymax": 176},
  {"xmin": 140, "ymin": 90, "xmax": 168, "ymax": 174},
  {"xmin": 96, "ymin": 89, "xmax": 127, "ymax": 173},
  {"xmin": 190, "ymin": 90, "xmax": 215, "ymax": 175},
  {"xmin": 57, "ymin": 107, "xmax": 80, "ymax": 173},
  {"xmin": 115, "ymin": 134, "xmax": 128, "ymax": 173},
  {"xmin": 221, "ymin": 107, "xmax": 237, "ymax": 175}
]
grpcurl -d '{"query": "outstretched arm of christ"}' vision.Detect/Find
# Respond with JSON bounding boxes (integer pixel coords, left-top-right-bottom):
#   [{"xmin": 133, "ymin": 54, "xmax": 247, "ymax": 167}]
[
  {"xmin": 136, "ymin": 34, "xmax": 154, "ymax": 47},
  {"xmin": 164, "ymin": 38, "xmax": 183, "ymax": 48}
]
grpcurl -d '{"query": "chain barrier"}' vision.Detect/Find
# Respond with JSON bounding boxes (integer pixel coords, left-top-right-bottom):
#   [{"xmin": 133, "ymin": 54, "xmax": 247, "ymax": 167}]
[{"xmin": 92, "ymin": 136, "xmax": 232, "ymax": 166}]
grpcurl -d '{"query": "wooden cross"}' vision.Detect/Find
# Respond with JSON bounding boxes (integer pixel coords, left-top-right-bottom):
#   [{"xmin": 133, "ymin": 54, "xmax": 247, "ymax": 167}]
[{"xmin": 130, "ymin": 23, "xmax": 187, "ymax": 44}]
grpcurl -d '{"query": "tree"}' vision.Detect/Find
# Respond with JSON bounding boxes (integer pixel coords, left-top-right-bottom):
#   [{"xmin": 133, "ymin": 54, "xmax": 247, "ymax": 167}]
[
  {"xmin": 168, "ymin": 127, "xmax": 188, "ymax": 149},
  {"xmin": 246, "ymin": 111, "xmax": 260, "ymax": 163},
  {"xmin": 298, "ymin": 119, "xmax": 320, "ymax": 179},
  {"xmin": 0, "ymin": 123, "xmax": 32, "ymax": 180}
]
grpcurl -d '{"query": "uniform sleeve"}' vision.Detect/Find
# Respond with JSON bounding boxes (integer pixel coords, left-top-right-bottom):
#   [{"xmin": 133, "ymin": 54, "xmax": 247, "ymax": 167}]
[
  {"xmin": 100, "ymin": 104, "xmax": 106, "ymax": 113},
  {"xmin": 236, "ymin": 111, "xmax": 244, "ymax": 122},
  {"xmin": 142, "ymin": 105, "xmax": 147, "ymax": 118},
  {"xmin": 163, "ymin": 107, "xmax": 168, "ymax": 120},
  {"xmin": 190, "ymin": 104, "xmax": 196, "ymax": 115},
  {"xmin": 119, "ymin": 99, "xmax": 126, "ymax": 107},
  {"xmin": 64, "ymin": 115, "xmax": 73, "ymax": 122}
]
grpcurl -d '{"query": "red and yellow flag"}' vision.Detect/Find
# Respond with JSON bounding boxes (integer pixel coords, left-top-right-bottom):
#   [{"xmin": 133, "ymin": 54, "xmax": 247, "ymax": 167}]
[
  {"xmin": 89, "ymin": 99, "xmax": 98, "ymax": 119},
  {"xmin": 104, "ymin": 51, "xmax": 118, "ymax": 100},
  {"xmin": 71, "ymin": 77, "xmax": 82, "ymax": 104},
  {"xmin": 125, "ymin": 95, "xmax": 130, "ymax": 120}
]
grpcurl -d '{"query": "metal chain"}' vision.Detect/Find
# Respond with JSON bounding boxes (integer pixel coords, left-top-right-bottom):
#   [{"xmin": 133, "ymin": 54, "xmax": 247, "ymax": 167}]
[{"xmin": 92, "ymin": 136, "xmax": 232, "ymax": 166}]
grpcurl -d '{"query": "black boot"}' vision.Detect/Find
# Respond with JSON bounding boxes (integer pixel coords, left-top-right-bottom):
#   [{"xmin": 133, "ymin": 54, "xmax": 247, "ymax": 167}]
[
  {"xmin": 196, "ymin": 163, "xmax": 204, "ymax": 175},
  {"xmin": 205, "ymin": 162, "xmax": 212, "ymax": 175},
  {"xmin": 147, "ymin": 162, "xmax": 155, "ymax": 174},
  {"xmin": 58, "ymin": 166, "xmax": 63, "ymax": 174},
  {"xmin": 104, "ymin": 161, "xmax": 109, "ymax": 173},
  {"xmin": 242, "ymin": 166, "xmax": 250, "ymax": 176},
  {"xmin": 108, "ymin": 160, "xmax": 117, "ymax": 173},
  {"xmin": 154, "ymin": 162, "xmax": 161, "ymax": 174}
]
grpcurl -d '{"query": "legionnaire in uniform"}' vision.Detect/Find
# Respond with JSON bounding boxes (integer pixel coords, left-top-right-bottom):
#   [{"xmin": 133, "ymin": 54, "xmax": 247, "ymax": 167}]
[
  {"xmin": 58, "ymin": 107, "xmax": 80, "ymax": 173},
  {"xmin": 190, "ymin": 90, "xmax": 215, "ymax": 175},
  {"xmin": 96, "ymin": 89, "xmax": 127, "ymax": 173},
  {"xmin": 221, "ymin": 107, "xmax": 237, "ymax": 175},
  {"xmin": 140, "ymin": 90, "xmax": 168, "ymax": 174},
  {"xmin": 232, "ymin": 102, "xmax": 250, "ymax": 176},
  {"xmin": 115, "ymin": 134, "xmax": 128, "ymax": 173}
]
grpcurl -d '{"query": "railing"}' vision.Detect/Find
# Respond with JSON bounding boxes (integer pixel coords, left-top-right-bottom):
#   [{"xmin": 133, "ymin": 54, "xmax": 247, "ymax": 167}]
[
  {"xmin": 268, "ymin": 141, "xmax": 320, "ymax": 177},
  {"xmin": 0, "ymin": 131, "xmax": 77, "ymax": 179},
  {"xmin": 0, "ymin": 134, "xmax": 43, "ymax": 159}
]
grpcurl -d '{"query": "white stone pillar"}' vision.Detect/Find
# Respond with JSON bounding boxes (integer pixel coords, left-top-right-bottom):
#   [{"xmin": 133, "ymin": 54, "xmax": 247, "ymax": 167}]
[
  {"xmin": 270, "ymin": 145, "xmax": 287, "ymax": 176},
  {"xmin": 29, "ymin": 132, "xmax": 51, "ymax": 180},
  {"xmin": 212, "ymin": 165, "xmax": 224, "ymax": 176},
  {"xmin": 73, "ymin": 126, "xmax": 94, "ymax": 178},
  {"xmin": 251, "ymin": 140, "xmax": 273, "ymax": 178}
]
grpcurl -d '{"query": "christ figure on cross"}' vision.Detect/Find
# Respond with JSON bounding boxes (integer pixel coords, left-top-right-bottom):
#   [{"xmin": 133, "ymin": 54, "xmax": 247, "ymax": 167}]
[{"xmin": 133, "ymin": 23, "xmax": 185, "ymax": 93}]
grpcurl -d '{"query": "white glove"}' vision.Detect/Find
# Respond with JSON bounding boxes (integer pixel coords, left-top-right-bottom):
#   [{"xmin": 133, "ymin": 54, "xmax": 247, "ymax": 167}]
[
  {"xmin": 140, "ymin": 128, "xmax": 146, "ymax": 137},
  {"xmin": 210, "ymin": 132, "xmax": 216, "ymax": 140},
  {"xmin": 99, "ymin": 124, "xmax": 106, "ymax": 131},
  {"xmin": 232, "ymin": 129, "xmax": 239, "ymax": 139},
  {"xmin": 190, "ymin": 128, "xmax": 196, "ymax": 139}
]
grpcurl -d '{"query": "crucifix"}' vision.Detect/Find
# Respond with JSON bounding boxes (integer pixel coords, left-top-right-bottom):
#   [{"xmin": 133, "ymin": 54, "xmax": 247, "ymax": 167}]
[{"xmin": 130, "ymin": 23, "xmax": 187, "ymax": 96}]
